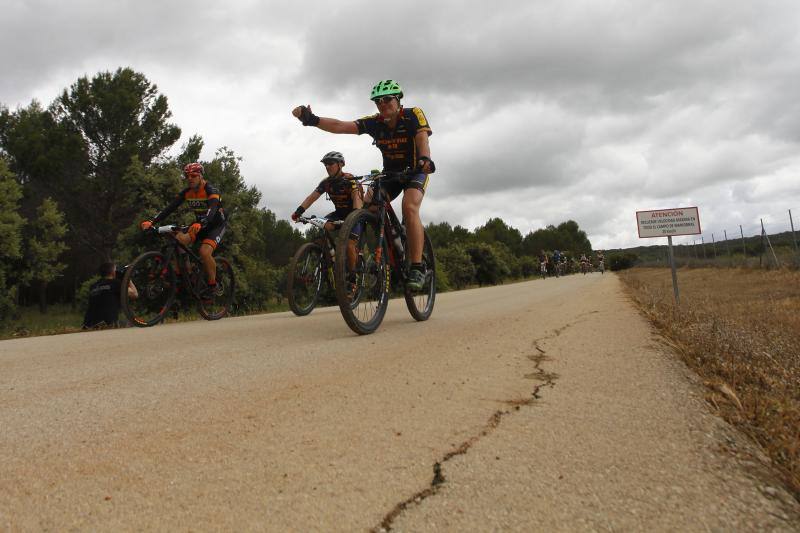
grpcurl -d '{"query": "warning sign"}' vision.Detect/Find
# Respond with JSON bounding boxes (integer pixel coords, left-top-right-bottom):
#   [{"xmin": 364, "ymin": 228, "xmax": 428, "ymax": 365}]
[{"xmin": 636, "ymin": 207, "xmax": 701, "ymax": 238}]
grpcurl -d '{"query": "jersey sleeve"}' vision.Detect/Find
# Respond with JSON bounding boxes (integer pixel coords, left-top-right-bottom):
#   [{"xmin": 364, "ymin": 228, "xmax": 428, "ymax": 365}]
[
  {"xmin": 204, "ymin": 182, "xmax": 222, "ymax": 221},
  {"xmin": 152, "ymin": 188, "xmax": 187, "ymax": 223},
  {"xmin": 315, "ymin": 179, "xmax": 328, "ymax": 195},
  {"xmin": 409, "ymin": 107, "xmax": 432, "ymax": 136},
  {"xmin": 355, "ymin": 114, "xmax": 380, "ymax": 136}
]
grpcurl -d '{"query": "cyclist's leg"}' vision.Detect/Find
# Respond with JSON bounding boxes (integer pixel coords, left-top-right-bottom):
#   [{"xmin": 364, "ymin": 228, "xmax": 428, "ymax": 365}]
[
  {"xmin": 347, "ymin": 219, "xmax": 364, "ymax": 271},
  {"xmin": 402, "ymin": 174, "xmax": 428, "ymax": 265},
  {"xmin": 174, "ymin": 231, "xmax": 193, "ymax": 275},
  {"xmin": 198, "ymin": 224, "xmax": 225, "ymax": 284}
]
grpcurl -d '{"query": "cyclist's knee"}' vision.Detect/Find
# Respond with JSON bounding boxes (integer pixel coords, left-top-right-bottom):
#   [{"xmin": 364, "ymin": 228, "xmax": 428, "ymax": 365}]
[{"xmin": 199, "ymin": 244, "xmax": 214, "ymax": 259}]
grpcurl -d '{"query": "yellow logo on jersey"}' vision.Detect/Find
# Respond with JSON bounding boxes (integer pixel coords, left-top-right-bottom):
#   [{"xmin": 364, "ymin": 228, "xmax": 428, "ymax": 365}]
[{"xmin": 412, "ymin": 107, "xmax": 428, "ymax": 127}]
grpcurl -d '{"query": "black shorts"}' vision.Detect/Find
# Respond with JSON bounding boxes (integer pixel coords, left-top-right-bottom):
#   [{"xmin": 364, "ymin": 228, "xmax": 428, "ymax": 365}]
[
  {"xmin": 376, "ymin": 172, "xmax": 429, "ymax": 202},
  {"xmin": 195, "ymin": 223, "xmax": 226, "ymax": 250}
]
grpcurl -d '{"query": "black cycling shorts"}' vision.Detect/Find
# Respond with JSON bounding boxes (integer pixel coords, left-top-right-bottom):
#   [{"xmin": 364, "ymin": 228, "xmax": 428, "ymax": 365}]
[
  {"xmin": 376, "ymin": 172, "xmax": 429, "ymax": 202},
  {"xmin": 195, "ymin": 223, "xmax": 226, "ymax": 250}
]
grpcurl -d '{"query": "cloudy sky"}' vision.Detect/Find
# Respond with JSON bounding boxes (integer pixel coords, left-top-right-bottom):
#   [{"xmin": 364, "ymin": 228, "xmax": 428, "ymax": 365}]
[{"xmin": 3, "ymin": 0, "xmax": 799, "ymax": 249}]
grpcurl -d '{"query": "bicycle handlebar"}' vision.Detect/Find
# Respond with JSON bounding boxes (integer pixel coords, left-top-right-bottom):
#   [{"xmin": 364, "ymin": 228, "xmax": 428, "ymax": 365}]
[
  {"xmin": 296, "ymin": 215, "xmax": 343, "ymax": 230},
  {"xmin": 350, "ymin": 168, "xmax": 417, "ymax": 183}
]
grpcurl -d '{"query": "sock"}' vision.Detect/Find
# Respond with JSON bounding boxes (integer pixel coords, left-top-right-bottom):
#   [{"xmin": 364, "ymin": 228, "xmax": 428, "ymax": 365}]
[{"xmin": 410, "ymin": 262, "xmax": 424, "ymax": 272}]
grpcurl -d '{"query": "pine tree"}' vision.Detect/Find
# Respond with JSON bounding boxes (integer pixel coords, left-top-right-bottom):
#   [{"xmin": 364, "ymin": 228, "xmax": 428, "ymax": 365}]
[
  {"xmin": 26, "ymin": 198, "xmax": 69, "ymax": 313},
  {"xmin": 0, "ymin": 158, "xmax": 25, "ymax": 321}
]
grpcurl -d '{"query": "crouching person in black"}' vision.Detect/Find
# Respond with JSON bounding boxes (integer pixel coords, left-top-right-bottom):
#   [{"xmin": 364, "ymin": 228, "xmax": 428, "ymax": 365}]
[{"xmin": 82, "ymin": 262, "xmax": 138, "ymax": 329}]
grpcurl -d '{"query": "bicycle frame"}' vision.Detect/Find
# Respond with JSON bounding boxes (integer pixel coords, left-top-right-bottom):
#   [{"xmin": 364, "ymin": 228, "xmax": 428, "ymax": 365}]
[
  {"xmin": 360, "ymin": 173, "xmax": 409, "ymax": 285},
  {"xmin": 297, "ymin": 215, "xmax": 342, "ymax": 288},
  {"xmin": 155, "ymin": 225, "xmax": 207, "ymax": 299}
]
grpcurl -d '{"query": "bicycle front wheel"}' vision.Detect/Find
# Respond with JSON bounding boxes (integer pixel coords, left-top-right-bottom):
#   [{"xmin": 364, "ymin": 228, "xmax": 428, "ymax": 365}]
[
  {"xmin": 287, "ymin": 242, "xmax": 324, "ymax": 316},
  {"xmin": 122, "ymin": 251, "xmax": 176, "ymax": 327},
  {"xmin": 197, "ymin": 256, "xmax": 235, "ymax": 320},
  {"xmin": 404, "ymin": 230, "xmax": 435, "ymax": 321},
  {"xmin": 334, "ymin": 209, "xmax": 389, "ymax": 335}
]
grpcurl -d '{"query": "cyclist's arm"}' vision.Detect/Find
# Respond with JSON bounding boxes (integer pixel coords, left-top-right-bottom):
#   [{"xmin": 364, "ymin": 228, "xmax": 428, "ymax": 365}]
[
  {"xmin": 204, "ymin": 196, "xmax": 221, "ymax": 223},
  {"xmin": 352, "ymin": 186, "xmax": 363, "ymax": 210},
  {"xmin": 316, "ymin": 117, "xmax": 359, "ymax": 134},
  {"xmin": 152, "ymin": 195, "xmax": 183, "ymax": 223},
  {"xmin": 299, "ymin": 191, "xmax": 322, "ymax": 211},
  {"xmin": 414, "ymin": 130, "xmax": 431, "ymax": 160}
]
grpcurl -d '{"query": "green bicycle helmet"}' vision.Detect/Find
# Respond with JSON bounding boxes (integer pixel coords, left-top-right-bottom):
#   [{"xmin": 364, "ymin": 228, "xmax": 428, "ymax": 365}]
[{"xmin": 370, "ymin": 79, "xmax": 403, "ymax": 100}]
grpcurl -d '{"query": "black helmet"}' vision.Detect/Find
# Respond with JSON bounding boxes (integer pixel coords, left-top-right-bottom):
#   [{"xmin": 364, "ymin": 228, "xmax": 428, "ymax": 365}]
[{"xmin": 320, "ymin": 151, "xmax": 345, "ymax": 164}]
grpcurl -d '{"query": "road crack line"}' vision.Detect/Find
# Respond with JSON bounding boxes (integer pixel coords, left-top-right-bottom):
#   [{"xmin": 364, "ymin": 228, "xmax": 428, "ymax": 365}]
[{"xmin": 372, "ymin": 315, "xmax": 595, "ymax": 532}]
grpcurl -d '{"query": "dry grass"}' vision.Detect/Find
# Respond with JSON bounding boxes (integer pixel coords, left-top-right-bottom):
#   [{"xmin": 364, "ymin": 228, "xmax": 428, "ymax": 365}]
[{"xmin": 619, "ymin": 267, "xmax": 800, "ymax": 500}]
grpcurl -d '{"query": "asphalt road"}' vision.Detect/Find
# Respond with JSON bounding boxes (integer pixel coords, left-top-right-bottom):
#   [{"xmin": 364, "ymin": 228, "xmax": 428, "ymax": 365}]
[{"xmin": 1, "ymin": 273, "xmax": 798, "ymax": 531}]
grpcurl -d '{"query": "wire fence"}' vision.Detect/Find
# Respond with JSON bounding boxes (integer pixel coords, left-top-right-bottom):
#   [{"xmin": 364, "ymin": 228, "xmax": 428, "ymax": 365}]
[{"xmin": 635, "ymin": 207, "xmax": 800, "ymax": 269}]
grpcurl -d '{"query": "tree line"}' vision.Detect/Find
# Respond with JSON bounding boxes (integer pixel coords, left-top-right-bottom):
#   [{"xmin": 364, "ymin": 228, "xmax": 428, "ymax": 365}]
[{"xmin": 0, "ymin": 67, "xmax": 596, "ymax": 324}]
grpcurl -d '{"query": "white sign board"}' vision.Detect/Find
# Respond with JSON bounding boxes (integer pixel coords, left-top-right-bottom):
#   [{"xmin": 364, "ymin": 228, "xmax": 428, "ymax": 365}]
[{"xmin": 636, "ymin": 207, "xmax": 701, "ymax": 238}]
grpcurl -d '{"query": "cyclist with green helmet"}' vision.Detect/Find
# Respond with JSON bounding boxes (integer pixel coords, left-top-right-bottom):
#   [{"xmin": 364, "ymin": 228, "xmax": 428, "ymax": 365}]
[{"xmin": 292, "ymin": 79, "xmax": 434, "ymax": 290}]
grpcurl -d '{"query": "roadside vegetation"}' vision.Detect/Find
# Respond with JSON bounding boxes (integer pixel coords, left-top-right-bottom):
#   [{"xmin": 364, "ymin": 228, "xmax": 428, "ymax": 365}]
[
  {"xmin": 1, "ymin": 67, "xmax": 600, "ymax": 338},
  {"xmin": 619, "ymin": 267, "xmax": 800, "ymax": 500}
]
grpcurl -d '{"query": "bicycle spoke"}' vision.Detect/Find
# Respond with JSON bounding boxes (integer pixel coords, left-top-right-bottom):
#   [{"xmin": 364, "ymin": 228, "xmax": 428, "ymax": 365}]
[
  {"xmin": 288, "ymin": 243, "xmax": 324, "ymax": 316},
  {"xmin": 122, "ymin": 251, "xmax": 175, "ymax": 327}
]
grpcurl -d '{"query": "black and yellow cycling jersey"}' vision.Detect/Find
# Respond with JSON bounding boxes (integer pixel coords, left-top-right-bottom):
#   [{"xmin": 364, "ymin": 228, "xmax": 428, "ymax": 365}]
[
  {"xmin": 152, "ymin": 180, "xmax": 225, "ymax": 228},
  {"xmin": 355, "ymin": 107, "xmax": 432, "ymax": 172},
  {"xmin": 315, "ymin": 173, "xmax": 363, "ymax": 219}
]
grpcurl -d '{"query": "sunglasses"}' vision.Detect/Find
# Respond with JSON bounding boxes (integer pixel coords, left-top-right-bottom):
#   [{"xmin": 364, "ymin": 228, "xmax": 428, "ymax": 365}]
[
  {"xmin": 322, "ymin": 160, "xmax": 339, "ymax": 166},
  {"xmin": 372, "ymin": 96, "xmax": 397, "ymax": 105},
  {"xmin": 184, "ymin": 172, "xmax": 202, "ymax": 179}
]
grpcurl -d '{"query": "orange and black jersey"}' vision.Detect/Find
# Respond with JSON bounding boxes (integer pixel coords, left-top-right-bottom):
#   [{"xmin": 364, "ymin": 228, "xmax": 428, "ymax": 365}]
[
  {"xmin": 355, "ymin": 107, "xmax": 432, "ymax": 172},
  {"xmin": 152, "ymin": 181, "xmax": 225, "ymax": 227},
  {"xmin": 315, "ymin": 174, "xmax": 362, "ymax": 217}
]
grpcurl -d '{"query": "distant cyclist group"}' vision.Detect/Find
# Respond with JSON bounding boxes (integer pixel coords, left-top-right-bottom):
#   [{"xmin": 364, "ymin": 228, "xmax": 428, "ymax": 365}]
[
  {"xmin": 537, "ymin": 249, "xmax": 605, "ymax": 278},
  {"xmin": 121, "ymin": 79, "xmax": 436, "ymax": 334}
]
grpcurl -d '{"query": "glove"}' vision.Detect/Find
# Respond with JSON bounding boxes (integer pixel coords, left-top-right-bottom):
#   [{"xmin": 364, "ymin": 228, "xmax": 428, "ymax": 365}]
[
  {"xmin": 416, "ymin": 156, "xmax": 436, "ymax": 173},
  {"xmin": 296, "ymin": 105, "xmax": 320, "ymax": 127},
  {"xmin": 140, "ymin": 220, "xmax": 153, "ymax": 231},
  {"xmin": 188, "ymin": 223, "xmax": 202, "ymax": 237},
  {"xmin": 292, "ymin": 206, "xmax": 305, "ymax": 222}
]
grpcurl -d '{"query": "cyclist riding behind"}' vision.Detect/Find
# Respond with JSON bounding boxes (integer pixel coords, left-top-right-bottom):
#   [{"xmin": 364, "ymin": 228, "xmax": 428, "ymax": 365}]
[
  {"xmin": 140, "ymin": 162, "xmax": 226, "ymax": 298},
  {"xmin": 552, "ymin": 249, "xmax": 562, "ymax": 274},
  {"xmin": 292, "ymin": 79, "xmax": 434, "ymax": 290},
  {"xmin": 292, "ymin": 151, "xmax": 363, "ymax": 274}
]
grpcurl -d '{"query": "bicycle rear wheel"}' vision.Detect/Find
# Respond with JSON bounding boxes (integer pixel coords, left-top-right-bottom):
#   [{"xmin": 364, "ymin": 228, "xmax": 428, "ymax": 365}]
[
  {"xmin": 122, "ymin": 251, "xmax": 176, "ymax": 327},
  {"xmin": 334, "ymin": 209, "xmax": 388, "ymax": 335},
  {"xmin": 404, "ymin": 230, "xmax": 435, "ymax": 321},
  {"xmin": 197, "ymin": 256, "xmax": 235, "ymax": 320},
  {"xmin": 287, "ymin": 242, "xmax": 324, "ymax": 316}
]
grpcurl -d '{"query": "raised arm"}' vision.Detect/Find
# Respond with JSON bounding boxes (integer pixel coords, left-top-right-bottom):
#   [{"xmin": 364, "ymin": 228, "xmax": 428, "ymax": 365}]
[{"xmin": 292, "ymin": 105, "xmax": 358, "ymax": 134}]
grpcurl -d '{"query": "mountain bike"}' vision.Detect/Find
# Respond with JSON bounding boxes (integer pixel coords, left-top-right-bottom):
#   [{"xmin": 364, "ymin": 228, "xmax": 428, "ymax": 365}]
[
  {"xmin": 540, "ymin": 261, "xmax": 547, "ymax": 280},
  {"xmin": 598, "ymin": 259, "xmax": 605, "ymax": 274},
  {"xmin": 121, "ymin": 224, "xmax": 235, "ymax": 327},
  {"xmin": 287, "ymin": 215, "xmax": 344, "ymax": 316},
  {"xmin": 581, "ymin": 261, "xmax": 589, "ymax": 275},
  {"xmin": 334, "ymin": 171, "xmax": 435, "ymax": 335}
]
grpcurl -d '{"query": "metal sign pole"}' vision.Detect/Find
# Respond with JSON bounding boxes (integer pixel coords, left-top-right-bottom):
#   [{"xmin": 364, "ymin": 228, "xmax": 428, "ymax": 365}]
[{"xmin": 668, "ymin": 236, "xmax": 680, "ymax": 305}]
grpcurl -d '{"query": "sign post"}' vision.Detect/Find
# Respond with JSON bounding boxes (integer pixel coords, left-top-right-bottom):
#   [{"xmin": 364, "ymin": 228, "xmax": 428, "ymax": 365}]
[{"xmin": 636, "ymin": 207, "xmax": 702, "ymax": 305}]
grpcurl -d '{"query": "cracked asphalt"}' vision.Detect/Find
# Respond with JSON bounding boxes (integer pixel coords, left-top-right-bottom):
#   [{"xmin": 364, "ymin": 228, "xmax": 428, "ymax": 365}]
[{"xmin": 1, "ymin": 274, "xmax": 798, "ymax": 531}]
